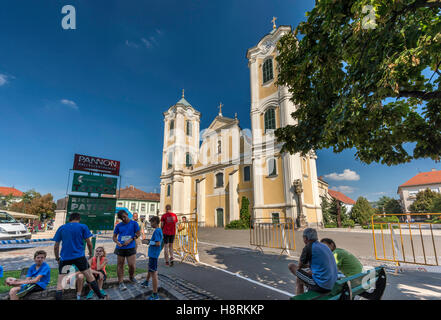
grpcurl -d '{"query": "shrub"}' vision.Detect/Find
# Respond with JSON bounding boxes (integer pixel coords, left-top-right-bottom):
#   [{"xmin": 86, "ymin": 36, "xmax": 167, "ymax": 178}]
[
  {"xmin": 225, "ymin": 220, "xmax": 248, "ymax": 229},
  {"xmin": 324, "ymin": 223, "xmax": 337, "ymax": 228},
  {"xmin": 342, "ymin": 219, "xmax": 355, "ymax": 228}
]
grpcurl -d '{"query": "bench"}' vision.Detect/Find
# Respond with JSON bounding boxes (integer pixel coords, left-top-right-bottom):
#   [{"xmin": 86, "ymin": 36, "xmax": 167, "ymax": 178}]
[{"xmin": 291, "ymin": 266, "xmax": 387, "ymax": 300}]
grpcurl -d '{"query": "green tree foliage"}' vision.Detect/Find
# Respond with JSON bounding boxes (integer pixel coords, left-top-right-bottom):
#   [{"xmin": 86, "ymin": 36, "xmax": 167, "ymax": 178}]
[
  {"xmin": 226, "ymin": 197, "xmax": 251, "ymax": 229},
  {"xmin": 0, "ymin": 193, "xmax": 14, "ymax": 209},
  {"xmin": 9, "ymin": 191, "xmax": 56, "ymax": 220},
  {"xmin": 321, "ymin": 196, "xmax": 353, "ymax": 227},
  {"xmin": 430, "ymin": 196, "xmax": 441, "ymax": 212},
  {"xmin": 376, "ymin": 196, "xmax": 403, "ymax": 214},
  {"xmin": 351, "ymin": 196, "xmax": 375, "ymax": 225},
  {"xmin": 409, "ymin": 188, "xmax": 441, "ymax": 212},
  {"xmin": 275, "ymin": 0, "xmax": 441, "ymax": 165}
]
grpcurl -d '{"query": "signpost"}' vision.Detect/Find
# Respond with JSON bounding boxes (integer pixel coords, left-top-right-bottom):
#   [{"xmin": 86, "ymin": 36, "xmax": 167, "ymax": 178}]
[
  {"xmin": 73, "ymin": 154, "xmax": 120, "ymax": 176},
  {"xmin": 66, "ymin": 153, "xmax": 120, "ymax": 252},
  {"xmin": 66, "ymin": 196, "xmax": 117, "ymax": 230},
  {"xmin": 72, "ymin": 173, "xmax": 117, "ymax": 195}
]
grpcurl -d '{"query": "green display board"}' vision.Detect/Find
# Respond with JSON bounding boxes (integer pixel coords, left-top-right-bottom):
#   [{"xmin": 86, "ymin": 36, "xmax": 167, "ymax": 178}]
[
  {"xmin": 72, "ymin": 173, "xmax": 117, "ymax": 195},
  {"xmin": 66, "ymin": 195, "xmax": 116, "ymax": 230}
]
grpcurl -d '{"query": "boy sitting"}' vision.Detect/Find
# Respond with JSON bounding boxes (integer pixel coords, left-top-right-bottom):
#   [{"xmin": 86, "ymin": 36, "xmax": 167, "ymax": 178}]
[{"xmin": 6, "ymin": 250, "xmax": 51, "ymax": 300}]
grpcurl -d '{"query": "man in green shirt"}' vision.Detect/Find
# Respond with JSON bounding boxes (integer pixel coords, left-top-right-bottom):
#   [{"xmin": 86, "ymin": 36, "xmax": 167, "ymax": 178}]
[{"xmin": 321, "ymin": 238, "xmax": 363, "ymax": 277}]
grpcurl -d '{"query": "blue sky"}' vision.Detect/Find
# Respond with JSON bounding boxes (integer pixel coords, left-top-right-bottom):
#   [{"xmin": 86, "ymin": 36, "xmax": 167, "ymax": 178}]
[{"xmin": 0, "ymin": 0, "xmax": 439, "ymax": 202}]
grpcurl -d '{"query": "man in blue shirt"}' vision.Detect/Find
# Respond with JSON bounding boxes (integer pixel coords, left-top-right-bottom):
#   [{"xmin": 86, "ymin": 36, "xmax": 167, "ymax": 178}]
[
  {"xmin": 141, "ymin": 215, "xmax": 163, "ymax": 300},
  {"xmin": 6, "ymin": 250, "xmax": 51, "ymax": 300},
  {"xmin": 53, "ymin": 212, "xmax": 106, "ymax": 300},
  {"xmin": 113, "ymin": 210, "xmax": 141, "ymax": 291},
  {"xmin": 288, "ymin": 228, "xmax": 338, "ymax": 295}
]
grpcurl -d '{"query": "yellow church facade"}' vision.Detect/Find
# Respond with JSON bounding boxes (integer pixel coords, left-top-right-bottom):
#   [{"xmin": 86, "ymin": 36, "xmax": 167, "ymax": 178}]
[{"xmin": 159, "ymin": 25, "xmax": 323, "ymax": 228}]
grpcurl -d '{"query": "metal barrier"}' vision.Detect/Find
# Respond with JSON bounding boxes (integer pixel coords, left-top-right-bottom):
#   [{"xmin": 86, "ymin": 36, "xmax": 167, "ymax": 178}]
[
  {"xmin": 250, "ymin": 217, "xmax": 296, "ymax": 256},
  {"xmin": 371, "ymin": 213, "xmax": 441, "ymax": 267},
  {"xmin": 174, "ymin": 213, "xmax": 199, "ymax": 262}
]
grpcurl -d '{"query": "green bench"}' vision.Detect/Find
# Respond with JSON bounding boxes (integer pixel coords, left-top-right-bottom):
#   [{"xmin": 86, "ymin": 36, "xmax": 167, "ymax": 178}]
[{"xmin": 291, "ymin": 266, "xmax": 387, "ymax": 300}]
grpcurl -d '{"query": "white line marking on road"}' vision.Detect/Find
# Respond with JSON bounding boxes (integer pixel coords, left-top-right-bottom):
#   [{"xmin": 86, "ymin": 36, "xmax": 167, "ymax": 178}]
[
  {"xmin": 197, "ymin": 260, "xmax": 295, "ymax": 297},
  {"xmin": 173, "ymin": 250, "xmax": 295, "ymax": 297},
  {"xmin": 198, "ymin": 241, "xmax": 256, "ymax": 253}
]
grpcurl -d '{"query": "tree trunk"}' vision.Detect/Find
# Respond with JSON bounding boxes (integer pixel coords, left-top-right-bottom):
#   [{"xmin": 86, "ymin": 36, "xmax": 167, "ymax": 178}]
[{"xmin": 337, "ymin": 201, "xmax": 342, "ymax": 228}]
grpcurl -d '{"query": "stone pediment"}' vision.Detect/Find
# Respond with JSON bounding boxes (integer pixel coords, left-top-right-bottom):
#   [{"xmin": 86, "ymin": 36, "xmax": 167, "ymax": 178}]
[{"xmin": 206, "ymin": 116, "xmax": 238, "ymax": 134}]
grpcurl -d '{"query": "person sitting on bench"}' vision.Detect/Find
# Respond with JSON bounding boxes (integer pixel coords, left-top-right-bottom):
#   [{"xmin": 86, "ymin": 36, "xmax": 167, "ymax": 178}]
[
  {"xmin": 320, "ymin": 238, "xmax": 363, "ymax": 277},
  {"xmin": 288, "ymin": 228, "xmax": 338, "ymax": 295},
  {"xmin": 6, "ymin": 250, "xmax": 51, "ymax": 300}
]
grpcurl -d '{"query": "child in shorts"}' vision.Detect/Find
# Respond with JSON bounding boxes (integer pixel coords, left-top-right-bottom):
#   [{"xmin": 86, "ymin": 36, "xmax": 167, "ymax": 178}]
[
  {"xmin": 141, "ymin": 216, "xmax": 163, "ymax": 300},
  {"xmin": 6, "ymin": 250, "xmax": 51, "ymax": 300}
]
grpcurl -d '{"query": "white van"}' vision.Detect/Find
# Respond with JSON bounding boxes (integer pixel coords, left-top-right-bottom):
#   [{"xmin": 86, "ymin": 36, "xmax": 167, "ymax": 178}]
[{"xmin": 0, "ymin": 211, "xmax": 32, "ymax": 240}]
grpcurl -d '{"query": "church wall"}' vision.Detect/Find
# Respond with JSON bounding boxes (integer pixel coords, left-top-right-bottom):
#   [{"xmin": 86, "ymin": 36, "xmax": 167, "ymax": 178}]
[{"xmin": 261, "ymin": 157, "xmax": 286, "ymax": 205}]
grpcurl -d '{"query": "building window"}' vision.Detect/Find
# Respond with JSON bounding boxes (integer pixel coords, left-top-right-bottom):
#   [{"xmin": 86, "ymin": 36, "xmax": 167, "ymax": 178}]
[
  {"xmin": 150, "ymin": 204, "xmax": 155, "ymax": 212},
  {"xmin": 264, "ymin": 108, "xmax": 276, "ymax": 133},
  {"xmin": 244, "ymin": 166, "xmax": 251, "ymax": 182},
  {"xmin": 168, "ymin": 152, "xmax": 173, "ymax": 169},
  {"xmin": 117, "ymin": 202, "xmax": 123, "ymax": 207},
  {"xmin": 186, "ymin": 121, "xmax": 192, "ymax": 136},
  {"xmin": 186, "ymin": 153, "xmax": 192, "ymax": 167},
  {"xmin": 218, "ymin": 140, "xmax": 222, "ymax": 154},
  {"xmin": 169, "ymin": 120, "xmax": 174, "ymax": 137},
  {"xmin": 131, "ymin": 203, "xmax": 136, "ymax": 212},
  {"xmin": 268, "ymin": 158, "xmax": 277, "ymax": 177},
  {"xmin": 141, "ymin": 204, "xmax": 146, "ymax": 212},
  {"xmin": 167, "ymin": 184, "xmax": 171, "ymax": 197},
  {"xmin": 262, "ymin": 58, "xmax": 274, "ymax": 84},
  {"xmin": 215, "ymin": 172, "xmax": 224, "ymax": 188},
  {"xmin": 272, "ymin": 212, "xmax": 280, "ymax": 224}
]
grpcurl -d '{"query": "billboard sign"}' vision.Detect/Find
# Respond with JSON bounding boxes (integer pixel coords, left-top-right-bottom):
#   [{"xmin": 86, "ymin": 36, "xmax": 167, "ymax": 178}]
[
  {"xmin": 73, "ymin": 154, "xmax": 120, "ymax": 176},
  {"xmin": 66, "ymin": 195, "xmax": 116, "ymax": 230},
  {"xmin": 72, "ymin": 173, "xmax": 117, "ymax": 195}
]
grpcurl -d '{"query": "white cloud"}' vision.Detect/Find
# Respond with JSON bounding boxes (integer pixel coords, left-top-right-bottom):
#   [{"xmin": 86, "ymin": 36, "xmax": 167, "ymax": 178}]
[
  {"xmin": 332, "ymin": 185, "xmax": 356, "ymax": 194},
  {"xmin": 60, "ymin": 99, "xmax": 78, "ymax": 110},
  {"xmin": 0, "ymin": 74, "xmax": 8, "ymax": 86},
  {"xmin": 324, "ymin": 169, "xmax": 360, "ymax": 181},
  {"xmin": 141, "ymin": 38, "xmax": 152, "ymax": 48},
  {"xmin": 125, "ymin": 40, "xmax": 139, "ymax": 48}
]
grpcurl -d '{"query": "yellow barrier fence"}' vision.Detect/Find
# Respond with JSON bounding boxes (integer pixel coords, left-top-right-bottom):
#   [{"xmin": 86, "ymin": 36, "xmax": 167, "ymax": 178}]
[
  {"xmin": 371, "ymin": 213, "xmax": 441, "ymax": 267},
  {"xmin": 250, "ymin": 217, "xmax": 296, "ymax": 256},
  {"xmin": 173, "ymin": 213, "xmax": 199, "ymax": 263}
]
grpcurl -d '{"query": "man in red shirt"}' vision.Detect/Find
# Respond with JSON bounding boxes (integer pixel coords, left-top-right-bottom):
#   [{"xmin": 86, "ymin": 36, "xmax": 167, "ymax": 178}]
[{"xmin": 161, "ymin": 205, "xmax": 178, "ymax": 266}]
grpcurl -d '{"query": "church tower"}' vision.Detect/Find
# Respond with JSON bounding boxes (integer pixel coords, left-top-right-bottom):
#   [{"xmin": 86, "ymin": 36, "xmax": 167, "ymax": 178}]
[
  {"xmin": 159, "ymin": 91, "xmax": 201, "ymax": 215},
  {"xmin": 246, "ymin": 21, "xmax": 323, "ymax": 227}
]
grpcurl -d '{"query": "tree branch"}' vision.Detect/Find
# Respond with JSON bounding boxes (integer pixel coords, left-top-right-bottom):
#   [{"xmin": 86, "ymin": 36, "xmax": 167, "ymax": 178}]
[{"xmin": 398, "ymin": 90, "xmax": 441, "ymax": 100}]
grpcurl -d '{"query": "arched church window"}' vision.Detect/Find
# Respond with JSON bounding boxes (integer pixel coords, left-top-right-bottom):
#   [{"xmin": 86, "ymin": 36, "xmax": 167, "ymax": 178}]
[
  {"xmin": 167, "ymin": 184, "xmax": 171, "ymax": 196},
  {"xmin": 186, "ymin": 121, "xmax": 192, "ymax": 136},
  {"xmin": 218, "ymin": 140, "xmax": 222, "ymax": 154},
  {"xmin": 268, "ymin": 158, "xmax": 277, "ymax": 177},
  {"xmin": 167, "ymin": 152, "xmax": 173, "ymax": 169},
  {"xmin": 262, "ymin": 58, "xmax": 274, "ymax": 84},
  {"xmin": 264, "ymin": 108, "xmax": 276, "ymax": 133},
  {"xmin": 169, "ymin": 120, "xmax": 174, "ymax": 137},
  {"xmin": 186, "ymin": 153, "xmax": 192, "ymax": 167},
  {"xmin": 215, "ymin": 172, "xmax": 224, "ymax": 188}
]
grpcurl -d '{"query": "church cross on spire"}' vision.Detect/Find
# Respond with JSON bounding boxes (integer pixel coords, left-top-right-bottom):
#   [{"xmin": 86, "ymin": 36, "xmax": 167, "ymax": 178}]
[
  {"xmin": 272, "ymin": 16, "xmax": 277, "ymax": 29},
  {"xmin": 182, "ymin": 88, "xmax": 185, "ymax": 98},
  {"xmin": 218, "ymin": 102, "xmax": 223, "ymax": 116}
]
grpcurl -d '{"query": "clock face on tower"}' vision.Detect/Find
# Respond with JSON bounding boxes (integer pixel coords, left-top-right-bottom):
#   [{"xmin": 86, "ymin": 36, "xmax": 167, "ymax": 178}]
[{"xmin": 262, "ymin": 40, "xmax": 274, "ymax": 53}]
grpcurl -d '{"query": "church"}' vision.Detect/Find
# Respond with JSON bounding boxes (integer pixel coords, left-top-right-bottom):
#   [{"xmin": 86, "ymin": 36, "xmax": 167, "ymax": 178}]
[{"xmin": 159, "ymin": 24, "xmax": 323, "ymax": 228}]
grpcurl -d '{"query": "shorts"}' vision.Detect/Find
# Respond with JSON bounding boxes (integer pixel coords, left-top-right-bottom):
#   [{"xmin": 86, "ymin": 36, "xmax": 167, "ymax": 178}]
[
  {"xmin": 93, "ymin": 270, "xmax": 107, "ymax": 282},
  {"xmin": 296, "ymin": 268, "xmax": 331, "ymax": 293},
  {"xmin": 59, "ymin": 256, "xmax": 89, "ymax": 274},
  {"xmin": 114, "ymin": 247, "xmax": 137, "ymax": 257},
  {"xmin": 163, "ymin": 234, "xmax": 175, "ymax": 244},
  {"xmin": 148, "ymin": 257, "xmax": 158, "ymax": 272},
  {"xmin": 17, "ymin": 284, "xmax": 44, "ymax": 298}
]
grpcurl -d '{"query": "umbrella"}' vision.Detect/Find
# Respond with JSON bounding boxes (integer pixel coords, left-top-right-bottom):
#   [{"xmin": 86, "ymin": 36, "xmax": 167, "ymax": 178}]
[{"xmin": 115, "ymin": 207, "xmax": 133, "ymax": 219}]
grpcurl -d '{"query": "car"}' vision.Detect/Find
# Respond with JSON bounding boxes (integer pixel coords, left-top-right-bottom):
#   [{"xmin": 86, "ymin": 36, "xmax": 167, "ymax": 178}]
[{"xmin": 0, "ymin": 211, "xmax": 32, "ymax": 240}]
